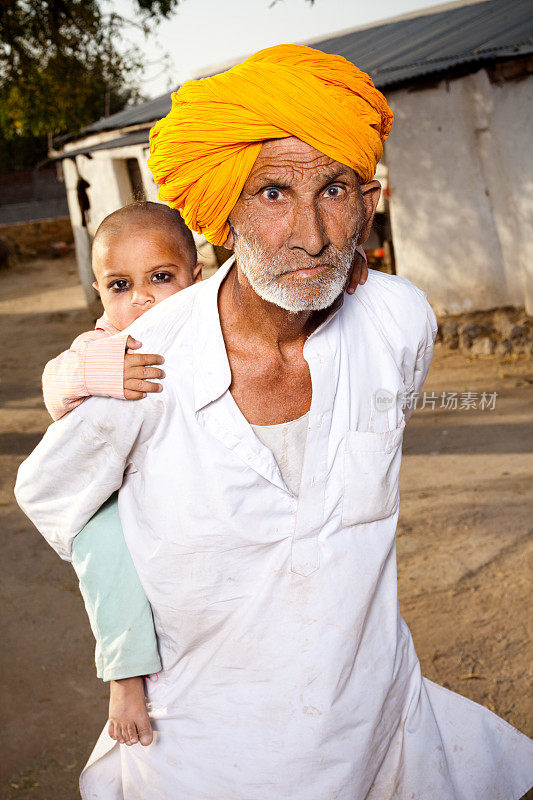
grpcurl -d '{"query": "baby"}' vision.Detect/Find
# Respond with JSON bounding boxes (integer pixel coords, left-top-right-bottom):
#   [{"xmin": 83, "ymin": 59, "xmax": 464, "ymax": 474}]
[
  {"xmin": 42, "ymin": 200, "xmax": 369, "ymax": 749},
  {"xmin": 43, "ymin": 201, "xmax": 201, "ymax": 747}
]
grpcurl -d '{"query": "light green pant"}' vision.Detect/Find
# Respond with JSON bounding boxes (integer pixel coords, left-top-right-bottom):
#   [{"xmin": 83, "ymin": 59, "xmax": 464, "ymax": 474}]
[{"xmin": 71, "ymin": 492, "xmax": 162, "ymax": 681}]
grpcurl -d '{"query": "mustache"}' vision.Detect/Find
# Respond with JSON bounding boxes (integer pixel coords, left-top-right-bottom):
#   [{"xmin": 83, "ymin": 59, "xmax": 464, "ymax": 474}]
[
  {"xmin": 266, "ymin": 246, "xmax": 357, "ymax": 278},
  {"xmin": 278, "ymin": 262, "xmax": 339, "ymax": 276}
]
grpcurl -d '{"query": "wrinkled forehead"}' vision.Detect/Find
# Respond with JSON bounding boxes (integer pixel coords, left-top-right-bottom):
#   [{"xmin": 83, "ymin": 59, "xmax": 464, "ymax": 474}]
[{"xmin": 245, "ymin": 136, "xmax": 357, "ymax": 188}]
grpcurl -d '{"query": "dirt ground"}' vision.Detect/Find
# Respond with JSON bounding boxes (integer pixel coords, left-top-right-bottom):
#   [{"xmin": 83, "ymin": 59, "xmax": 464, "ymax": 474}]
[{"xmin": 1, "ymin": 255, "xmax": 532, "ymax": 799}]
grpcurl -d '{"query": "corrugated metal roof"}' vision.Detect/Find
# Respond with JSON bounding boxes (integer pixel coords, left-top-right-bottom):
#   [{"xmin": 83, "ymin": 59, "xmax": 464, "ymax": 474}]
[
  {"xmin": 83, "ymin": 94, "xmax": 172, "ymax": 135},
  {"xmin": 77, "ymin": 0, "xmax": 532, "ymax": 137},
  {"xmin": 312, "ymin": 0, "xmax": 533, "ymax": 88},
  {"xmin": 51, "ymin": 129, "xmax": 151, "ymax": 162}
]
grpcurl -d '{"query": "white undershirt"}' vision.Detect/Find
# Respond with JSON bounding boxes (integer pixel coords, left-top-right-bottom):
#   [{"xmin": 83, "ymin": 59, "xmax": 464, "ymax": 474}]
[{"xmin": 251, "ymin": 412, "xmax": 309, "ymax": 496}]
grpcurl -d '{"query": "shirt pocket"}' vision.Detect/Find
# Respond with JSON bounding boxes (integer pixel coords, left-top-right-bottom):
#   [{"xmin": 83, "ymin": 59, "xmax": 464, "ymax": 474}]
[{"xmin": 341, "ymin": 418, "xmax": 405, "ymax": 526}]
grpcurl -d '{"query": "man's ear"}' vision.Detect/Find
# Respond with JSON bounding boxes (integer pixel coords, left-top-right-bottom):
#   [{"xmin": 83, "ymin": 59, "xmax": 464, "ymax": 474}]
[
  {"xmin": 193, "ymin": 262, "xmax": 203, "ymax": 283},
  {"xmin": 357, "ymin": 180, "xmax": 381, "ymax": 245},
  {"xmin": 92, "ymin": 281, "xmax": 100, "ymax": 295},
  {"xmin": 222, "ymin": 222, "xmax": 235, "ymax": 250}
]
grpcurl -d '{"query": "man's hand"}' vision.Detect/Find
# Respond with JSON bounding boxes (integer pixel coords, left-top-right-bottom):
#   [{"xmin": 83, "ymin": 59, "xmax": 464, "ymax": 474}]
[
  {"xmin": 345, "ymin": 246, "xmax": 368, "ymax": 295},
  {"xmin": 123, "ymin": 336, "xmax": 165, "ymax": 400}
]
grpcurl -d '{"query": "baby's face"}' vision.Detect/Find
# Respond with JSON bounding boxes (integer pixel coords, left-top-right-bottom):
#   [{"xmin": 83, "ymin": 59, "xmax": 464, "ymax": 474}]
[{"xmin": 92, "ymin": 226, "xmax": 200, "ymax": 330}]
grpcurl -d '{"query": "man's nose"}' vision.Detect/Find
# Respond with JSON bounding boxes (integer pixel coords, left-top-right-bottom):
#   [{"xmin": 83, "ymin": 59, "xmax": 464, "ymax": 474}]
[
  {"xmin": 287, "ymin": 202, "xmax": 329, "ymax": 256},
  {"xmin": 131, "ymin": 286, "xmax": 155, "ymax": 305}
]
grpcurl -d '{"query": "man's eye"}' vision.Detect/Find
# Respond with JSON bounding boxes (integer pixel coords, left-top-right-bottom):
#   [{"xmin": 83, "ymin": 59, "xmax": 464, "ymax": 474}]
[
  {"xmin": 324, "ymin": 185, "xmax": 343, "ymax": 198},
  {"xmin": 262, "ymin": 187, "xmax": 282, "ymax": 201},
  {"xmin": 110, "ymin": 279, "xmax": 129, "ymax": 291},
  {"xmin": 152, "ymin": 272, "xmax": 172, "ymax": 283}
]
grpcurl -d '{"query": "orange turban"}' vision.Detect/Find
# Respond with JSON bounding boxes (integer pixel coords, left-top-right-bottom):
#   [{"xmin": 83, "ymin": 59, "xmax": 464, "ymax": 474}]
[{"xmin": 148, "ymin": 44, "xmax": 393, "ymax": 246}]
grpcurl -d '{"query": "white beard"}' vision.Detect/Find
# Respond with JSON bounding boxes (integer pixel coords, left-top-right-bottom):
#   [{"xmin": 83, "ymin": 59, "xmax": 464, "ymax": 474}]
[{"xmin": 233, "ymin": 233, "xmax": 357, "ymax": 313}]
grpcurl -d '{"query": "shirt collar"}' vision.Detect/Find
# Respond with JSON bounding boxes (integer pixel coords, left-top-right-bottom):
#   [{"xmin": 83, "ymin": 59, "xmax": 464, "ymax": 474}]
[
  {"xmin": 192, "ymin": 256, "xmax": 235, "ymax": 412},
  {"xmin": 306, "ymin": 289, "xmax": 345, "ymax": 343},
  {"xmin": 95, "ymin": 313, "xmax": 120, "ymax": 336},
  {"xmin": 192, "ymin": 254, "xmax": 346, "ymax": 412}
]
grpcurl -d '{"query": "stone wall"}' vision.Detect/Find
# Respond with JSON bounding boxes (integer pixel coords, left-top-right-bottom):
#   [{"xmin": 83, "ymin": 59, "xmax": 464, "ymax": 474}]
[
  {"xmin": 0, "ymin": 217, "xmax": 73, "ymax": 263},
  {"xmin": 437, "ymin": 307, "xmax": 532, "ymax": 358}
]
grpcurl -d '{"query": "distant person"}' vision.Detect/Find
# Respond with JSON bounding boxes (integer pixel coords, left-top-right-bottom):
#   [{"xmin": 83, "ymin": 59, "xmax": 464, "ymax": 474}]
[
  {"xmin": 0, "ymin": 237, "xmax": 10, "ymax": 269},
  {"xmin": 16, "ymin": 46, "xmax": 532, "ymax": 800},
  {"xmin": 76, "ymin": 175, "xmax": 91, "ymax": 228}
]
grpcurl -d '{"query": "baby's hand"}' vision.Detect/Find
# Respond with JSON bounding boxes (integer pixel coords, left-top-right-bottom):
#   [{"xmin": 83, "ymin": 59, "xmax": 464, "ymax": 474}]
[{"xmin": 123, "ymin": 336, "xmax": 165, "ymax": 400}]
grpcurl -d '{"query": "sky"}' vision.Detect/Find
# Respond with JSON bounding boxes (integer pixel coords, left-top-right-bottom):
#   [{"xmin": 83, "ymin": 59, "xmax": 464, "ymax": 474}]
[{"xmin": 110, "ymin": 0, "xmax": 449, "ymax": 98}]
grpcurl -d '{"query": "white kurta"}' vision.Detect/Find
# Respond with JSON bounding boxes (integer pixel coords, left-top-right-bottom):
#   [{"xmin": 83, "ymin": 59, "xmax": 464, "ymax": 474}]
[{"xmin": 16, "ymin": 259, "xmax": 533, "ymax": 800}]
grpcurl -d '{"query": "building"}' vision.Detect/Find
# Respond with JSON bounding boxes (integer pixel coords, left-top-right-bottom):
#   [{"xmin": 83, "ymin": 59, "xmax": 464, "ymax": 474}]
[
  {"xmin": 50, "ymin": 0, "xmax": 533, "ymax": 315},
  {"xmin": 0, "ymin": 167, "xmax": 68, "ymax": 226}
]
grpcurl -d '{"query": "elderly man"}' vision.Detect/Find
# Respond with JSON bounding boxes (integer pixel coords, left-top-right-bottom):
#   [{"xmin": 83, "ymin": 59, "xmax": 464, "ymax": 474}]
[{"xmin": 16, "ymin": 45, "xmax": 533, "ymax": 799}]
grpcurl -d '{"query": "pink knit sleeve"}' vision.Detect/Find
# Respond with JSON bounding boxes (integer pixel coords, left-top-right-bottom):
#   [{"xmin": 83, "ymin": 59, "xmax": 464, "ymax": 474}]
[{"xmin": 42, "ymin": 329, "xmax": 129, "ymax": 421}]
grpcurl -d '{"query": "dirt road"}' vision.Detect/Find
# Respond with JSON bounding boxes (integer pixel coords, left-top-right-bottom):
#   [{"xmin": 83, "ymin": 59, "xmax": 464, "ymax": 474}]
[{"xmin": 1, "ymin": 255, "xmax": 531, "ymax": 798}]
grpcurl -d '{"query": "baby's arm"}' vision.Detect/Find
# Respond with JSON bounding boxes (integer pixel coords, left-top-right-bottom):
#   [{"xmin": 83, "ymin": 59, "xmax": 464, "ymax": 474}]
[
  {"xmin": 43, "ymin": 331, "xmax": 165, "ymax": 420},
  {"xmin": 42, "ymin": 329, "xmax": 129, "ymax": 420}
]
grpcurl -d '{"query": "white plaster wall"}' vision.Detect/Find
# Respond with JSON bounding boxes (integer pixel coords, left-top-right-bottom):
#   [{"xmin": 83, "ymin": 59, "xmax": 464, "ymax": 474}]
[
  {"xmin": 139, "ymin": 146, "xmax": 160, "ymax": 202},
  {"xmin": 488, "ymin": 75, "xmax": 533, "ymax": 314},
  {"xmin": 386, "ymin": 70, "xmax": 533, "ymax": 315},
  {"xmin": 374, "ymin": 162, "xmax": 388, "ymax": 214},
  {"xmin": 78, "ymin": 145, "xmax": 146, "ymax": 233}
]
